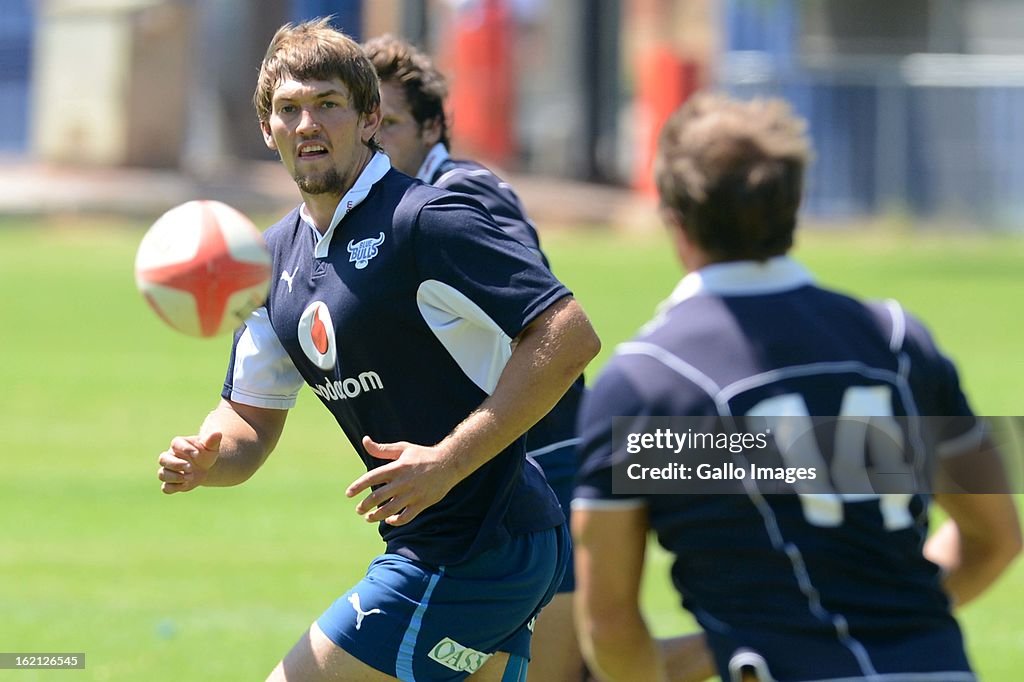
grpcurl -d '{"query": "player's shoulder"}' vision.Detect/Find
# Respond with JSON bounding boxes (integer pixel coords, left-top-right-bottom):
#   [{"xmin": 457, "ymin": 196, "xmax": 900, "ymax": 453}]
[
  {"xmin": 437, "ymin": 157, "xmax": 490, "ymax": 178},
  {"xmin": 591, "ymin": 333, "xmax": 718, "ymax": 415},
  {"xmin": 434, "ymin": 158, "xmax": 507, "ymax": 193},
  {"xmin": 366, "ymin": 169, "xmax": 480, "ymax": 233},
  {"xmin": 261, "ymin": 206, "xmax": 303, "ymax": 252},
  {"xmin": 858, "ymin": 297, "xmax": 945, "ymax": 357}
]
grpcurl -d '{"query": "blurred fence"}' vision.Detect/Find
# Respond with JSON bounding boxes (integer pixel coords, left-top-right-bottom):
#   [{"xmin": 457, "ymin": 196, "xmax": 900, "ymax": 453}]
[{"xmin": 721, "ymin": 52, "xmax": 1024, "ymax": 228}]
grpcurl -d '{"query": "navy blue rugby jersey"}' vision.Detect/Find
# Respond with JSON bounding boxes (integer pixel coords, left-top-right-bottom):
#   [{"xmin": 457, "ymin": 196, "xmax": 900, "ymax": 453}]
[
  {"xmin": 222, "ymin": 153, "xmax": 567, "ymax": 566},
  {"xmin": 416, "ymin": 143, "xmax": 584, "ymax": 462},
  {"xmin": 574, "ymin": 257, "xmax": 981, "ymax": 682}
]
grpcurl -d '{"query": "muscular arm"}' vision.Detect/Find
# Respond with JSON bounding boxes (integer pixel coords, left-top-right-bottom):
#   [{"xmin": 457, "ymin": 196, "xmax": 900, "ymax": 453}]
[
  {"xmin": 347, "ymin": 296, "xmax": 600, "ymax": 524},
  {"xmin": 157, "ymin": 399, "xmax": 288, "ymax": 493},
  {"xmin": 924, "ymin": 438, "xmax": 1022, "ymax": 607},
  {"xmin": 925, "ymin": 493, "xmax": 1021, "ymax": 607},
  {"xmin": 434, "ymin": 295, "xmax": 597, "ymax": 481},
  {"xmin": 573, "ymin": 504, "xmax": 665, "ymax": 682}
]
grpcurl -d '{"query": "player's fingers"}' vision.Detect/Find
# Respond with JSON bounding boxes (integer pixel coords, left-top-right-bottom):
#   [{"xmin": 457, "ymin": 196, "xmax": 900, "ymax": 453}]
[
  {"xmin": 170, "ymin": 436, "xmax": 202, "ymax": 458},
  {"xmin": 385, "ymin": 504, "xmax": 420, "ymax": 526},
  {"xmin": 346, "ymin": 462, "xmax": 399, "ymax": 498},
  {"xmin": 364, "ymin": 497, "xmax": 405, "ymax": 523},
  {"xmin": 160, "ymin": 480, "xmax": 189, "ymax": 495},
  {"xmin": 157, "ymin": 466, "xmax": 190, "ymax": 484},
  {"xmin": 158, "ymin": 450, "xmax": 192, "ymax": 473},
  {"xmin": 354, "ymin": 484, "xmax": 395, "ymax": 516},
  {"xmin": 362, "ymin": 436, "xmax": 406, "ymax": 461}
]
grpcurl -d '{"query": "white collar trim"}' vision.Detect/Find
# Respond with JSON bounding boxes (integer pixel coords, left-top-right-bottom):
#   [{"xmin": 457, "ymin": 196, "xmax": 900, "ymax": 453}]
[
  {"xmin": 299, "ymin": 152, "xmax": 392, "ymax": 258},
  {"xmin": 662, "ymin": 256, "xmax": 814, "ymax": 309},
  {"xmin": 415, "ymin": 143, "xmax": 450, "ymax": 183}
]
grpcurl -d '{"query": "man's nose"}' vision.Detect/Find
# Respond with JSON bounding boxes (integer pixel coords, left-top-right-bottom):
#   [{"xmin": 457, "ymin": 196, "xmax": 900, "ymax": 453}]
[{"xmin": 296, "ymin": 108, "xmax": 321, "ymax": 134}]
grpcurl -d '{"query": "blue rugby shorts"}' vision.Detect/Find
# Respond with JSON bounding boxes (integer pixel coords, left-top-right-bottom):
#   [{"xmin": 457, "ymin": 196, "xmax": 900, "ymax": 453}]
[{"xmin": 317, "ymin": 523, "xmax": 569, "ymax": 681}]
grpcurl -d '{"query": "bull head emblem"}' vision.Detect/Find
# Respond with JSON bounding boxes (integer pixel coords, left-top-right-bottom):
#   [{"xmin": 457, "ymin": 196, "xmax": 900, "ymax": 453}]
[{"xmin": 347, "ymin": 232, "xmax": 386, "ymax": 270}]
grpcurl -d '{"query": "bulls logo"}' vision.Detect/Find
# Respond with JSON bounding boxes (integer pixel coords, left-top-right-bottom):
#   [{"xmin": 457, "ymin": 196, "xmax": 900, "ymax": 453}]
[
  {"xmin": 347, "ymin": 232, "xmax": 385, "ymax": 269},
  {"xmin": 298, "ymin": 301, "xmax": 337, "ymax": 371}
]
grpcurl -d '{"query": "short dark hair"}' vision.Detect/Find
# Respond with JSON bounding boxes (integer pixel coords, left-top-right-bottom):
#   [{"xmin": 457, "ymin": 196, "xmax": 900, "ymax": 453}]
[
  {"xmin": 655, "ymin": 93, "xmax": 812, "ymax": 261},
  {"xmin": 363, "ymin": 34, "xmax": 450, "ymax": 149},
  {"xmin": 254, "ymin": 18, "xmax": 382, "ymax": 152}
]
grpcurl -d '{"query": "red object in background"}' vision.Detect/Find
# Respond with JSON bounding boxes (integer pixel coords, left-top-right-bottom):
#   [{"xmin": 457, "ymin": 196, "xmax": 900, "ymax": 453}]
[
  {"xmin": 447, "ymin": 0, "xmax": 516, "ymax": 166},
  {"xmin": 635, "ymin": 46, "xmax": 700, "ymax": 194}
]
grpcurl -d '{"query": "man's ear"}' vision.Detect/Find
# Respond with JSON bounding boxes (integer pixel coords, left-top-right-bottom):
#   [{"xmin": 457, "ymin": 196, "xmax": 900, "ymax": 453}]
[
  {"xmin": 361, "ymin": 106, "xmax": 382, "ymax": 144},
  {"xmin": 420, "ymin": 116, "xmax": 443, "ymax": 147},
  {"xmin": 261, "ymin": 120, "xmax": 277, "ymax": 151}
]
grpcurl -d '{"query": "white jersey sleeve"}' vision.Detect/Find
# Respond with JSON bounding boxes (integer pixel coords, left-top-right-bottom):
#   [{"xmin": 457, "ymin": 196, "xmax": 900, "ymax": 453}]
[{"xmin": 222, "ymin": 306, "xmax": 304, "ymax": 409}]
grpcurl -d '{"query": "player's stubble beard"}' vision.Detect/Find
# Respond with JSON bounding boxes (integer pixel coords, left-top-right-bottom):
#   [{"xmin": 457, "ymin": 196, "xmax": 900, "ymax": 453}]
[{"xmin": 294, "ymin": 168, "xmax": 344, "ymax": 195}]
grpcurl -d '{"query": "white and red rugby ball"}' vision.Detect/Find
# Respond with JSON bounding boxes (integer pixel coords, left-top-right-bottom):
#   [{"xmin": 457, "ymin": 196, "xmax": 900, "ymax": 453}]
[{"xmin": 134, "ymin": 200, "xmax": 272, "ymax": 338}]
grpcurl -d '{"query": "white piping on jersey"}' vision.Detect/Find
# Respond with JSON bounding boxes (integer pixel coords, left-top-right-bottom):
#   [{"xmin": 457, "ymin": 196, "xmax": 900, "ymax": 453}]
[
  {"xmin": 416, "ymin": 279, "xmax": 513, "ymax": 394},
  {"xmin": 416, "ymin": 142, "xmax": 450, "ymax": 182},
  {"xmin": 228, "ymin": 306, "xmax": 304, "ymax": 409},
  {"xmin": 527, "ymin": 437, "xmax": 581, "ymax": 458},
  {"xmin": 883, "ymin": 299, "xmax": 907, "ymax": 352},
  {"xmin": 298, "ymin": 152, "xmax": 391, "ymax": 258},
  {"xmin": 937, "ymin": 421, "xmax": 987, "ymax": 459},
  {"xmin": 436, "ymin": 167, "xmax": 506, "ymax": 188},
  {"xmin": 884, "ymin": 301, "xmax": 935, "ymax": 474},
  {"xmin": 616, "ymin": 341, "xmax": 725, "ymax": 408},
  {"xmin": 730, "ymin": 480, "xmax": 883, "ymax": 679},
  {"xmin": 718, "ymin": 362, "xmax": 903, "ymax": 406}
]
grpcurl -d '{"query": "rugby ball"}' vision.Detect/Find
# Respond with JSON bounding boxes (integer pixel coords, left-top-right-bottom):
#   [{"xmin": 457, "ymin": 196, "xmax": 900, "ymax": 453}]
[{"xmin": 135, "ymin": 200, "xmax": 272, "ymax": 337}]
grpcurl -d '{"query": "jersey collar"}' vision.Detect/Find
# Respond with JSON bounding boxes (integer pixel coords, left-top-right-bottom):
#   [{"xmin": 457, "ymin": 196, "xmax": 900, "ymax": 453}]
[
  {"xmin": 300, "ymin": 151, "xmax": 392, "ymax": 258},
  {"xmin": 415, "ymin": 143, "xmax": 450, "ymax": 183},
  {"xmin": 663, "ymin": 256, "xmax": 814, "ymax": 308}
]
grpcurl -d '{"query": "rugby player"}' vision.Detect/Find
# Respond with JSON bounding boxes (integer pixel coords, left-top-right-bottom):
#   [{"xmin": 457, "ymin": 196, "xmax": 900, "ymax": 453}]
[
  {"xmin": 572, "ymin": 93, "xmax": 1021, "ymax": 682},
  {"xmin": 156, "ymin": 18, "xmax": 599, "ymax": 682}
]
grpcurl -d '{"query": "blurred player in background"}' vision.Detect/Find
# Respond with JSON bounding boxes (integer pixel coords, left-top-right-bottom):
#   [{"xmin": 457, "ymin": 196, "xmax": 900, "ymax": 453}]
[
  {"xmin": 363, "ymin": 33, "xmax": 587, "ymax": 682},
  {"xmin": 156, "ymin": 18, "xmax": 600, "ymax": 682},
  {"xmin": 572, "ymin": 93, "xmax": 1021, "ymax": 682}
]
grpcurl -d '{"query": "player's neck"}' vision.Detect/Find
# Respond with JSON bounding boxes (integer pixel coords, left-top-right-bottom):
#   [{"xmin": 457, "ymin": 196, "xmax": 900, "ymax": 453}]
[
  {"xmin": 673, "ymin": 230, "xmax": 712, "ymax": 273},
  {"xmin": 302, "ymin": 192, "xmax": 345, "ymax": 235},
  {"xmin": 301, "ymin": 151, "xmax": 375, "ymax": 234}
]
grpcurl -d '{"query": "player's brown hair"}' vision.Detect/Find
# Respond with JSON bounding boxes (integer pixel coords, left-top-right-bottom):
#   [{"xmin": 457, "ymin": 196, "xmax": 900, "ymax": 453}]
[
  {"xmin": 363, "ymin": 34, "xmax": 450, "ymax": 149},
  {"xmin": 655, "ymin": 93, "xmax": 812, "ymax": 261},
  {"xmin": 253, "ymin": 17, "xmax": 382, "ymax": 150}
]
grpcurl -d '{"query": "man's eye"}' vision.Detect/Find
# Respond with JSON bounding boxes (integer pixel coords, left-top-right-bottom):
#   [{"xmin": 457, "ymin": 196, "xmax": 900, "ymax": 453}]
[
  {"xmin": 322, "ymin": 101, "xmax": 338, "ymax": 109},
  {"xmin": 279, "ymin": 104, "xmax": 297, "ymax": 114}
]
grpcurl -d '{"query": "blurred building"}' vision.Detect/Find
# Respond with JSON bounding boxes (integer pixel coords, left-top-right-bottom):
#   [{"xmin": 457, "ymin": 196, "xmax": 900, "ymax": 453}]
[
  {"xmin": 722, "ymin": 0, "xmax": 1024, "ymax": 225},
  {"xmin": 4, "ymin": 0, "xmax": 1023, "ymax": 226}
]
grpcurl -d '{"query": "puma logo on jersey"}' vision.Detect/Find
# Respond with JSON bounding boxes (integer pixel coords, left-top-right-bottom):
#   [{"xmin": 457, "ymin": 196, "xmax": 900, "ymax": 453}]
[
  {"xmin": 347, "ymin": 233, "xmax": 385, "ymax": 269},
  {"xmin": 348, "ymin": 593, "xmax": 382, "ymax": 630},
  {"xmin": 280, "ymin": 268, "xmax": 298, "ymax": 293}
]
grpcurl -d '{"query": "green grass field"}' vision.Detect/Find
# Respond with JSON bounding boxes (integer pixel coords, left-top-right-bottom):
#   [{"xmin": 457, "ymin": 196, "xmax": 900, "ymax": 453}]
[{"xmin": 0, "ymin": 219, "xmax": 1021, "ymax": 680}]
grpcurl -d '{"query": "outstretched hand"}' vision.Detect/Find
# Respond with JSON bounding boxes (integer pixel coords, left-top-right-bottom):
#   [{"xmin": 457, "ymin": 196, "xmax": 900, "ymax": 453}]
[
  {"xmin": 157, "ymin": 432, "xmax": 222, "ymax": 494},
  {"xmin": 345, "ymin": 436, "xmax": 460, "ymax": 526}
]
